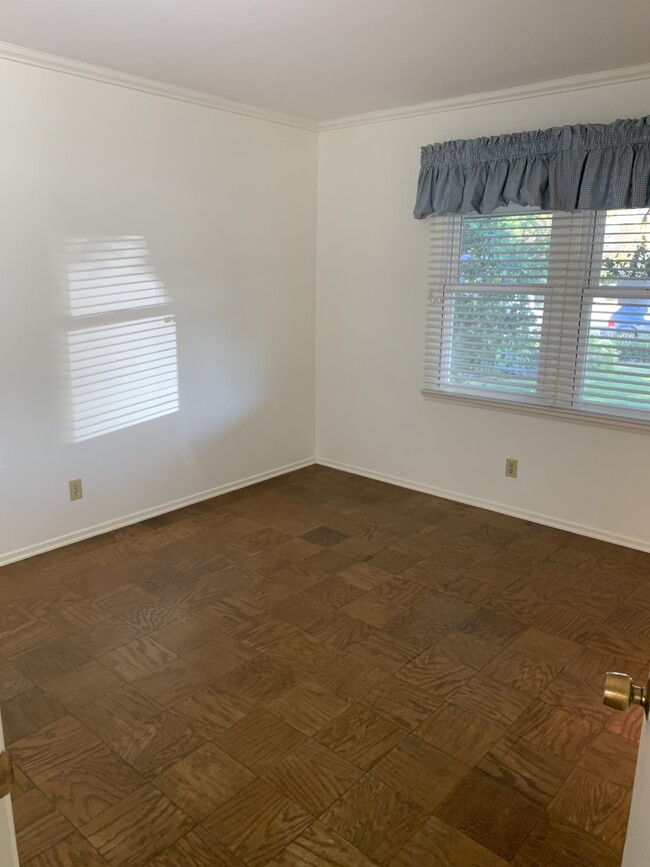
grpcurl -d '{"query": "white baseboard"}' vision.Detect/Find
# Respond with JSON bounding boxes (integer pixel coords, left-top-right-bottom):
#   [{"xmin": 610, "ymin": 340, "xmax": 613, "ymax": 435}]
[
  {"xmin": 0, "ymin": 458, "xmax": 316, "ymax": 567},
  {"xmin": 317, "ymin": 457, "xmax": 650, "ymax": 553}
]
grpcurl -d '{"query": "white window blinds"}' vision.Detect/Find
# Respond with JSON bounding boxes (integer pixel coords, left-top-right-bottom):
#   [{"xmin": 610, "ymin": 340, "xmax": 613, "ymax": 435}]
[{"xmin": 425, "ymin": 208, "xmax": 650, "ymax": 427}]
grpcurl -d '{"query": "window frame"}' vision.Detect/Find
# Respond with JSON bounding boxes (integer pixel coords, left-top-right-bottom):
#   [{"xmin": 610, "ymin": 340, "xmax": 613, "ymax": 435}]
[{"xmin": 423, "ymin": 207, "xmax": 650, "ymax": 434}]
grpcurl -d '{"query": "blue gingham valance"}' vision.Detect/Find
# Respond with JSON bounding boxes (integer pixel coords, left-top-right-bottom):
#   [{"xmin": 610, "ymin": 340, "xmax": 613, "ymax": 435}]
[{"xmin": 413, "ymin": 116, "xmax": 650, "ymax": 217}]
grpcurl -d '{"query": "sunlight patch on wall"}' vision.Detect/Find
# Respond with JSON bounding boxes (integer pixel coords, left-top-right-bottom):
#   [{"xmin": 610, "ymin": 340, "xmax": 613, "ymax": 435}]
[{"xmin": 66, "ymin": 237, "xmax": 179, "ymax": 442}]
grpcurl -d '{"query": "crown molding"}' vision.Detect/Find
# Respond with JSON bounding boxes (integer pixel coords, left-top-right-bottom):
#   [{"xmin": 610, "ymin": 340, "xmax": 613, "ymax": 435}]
[
  {"xmin": 1, "ymin": 39, "xmax": 649, "ymax": 135},
  {"xmin": 0, "ymin": 40, "xmax": 319, "ymax": 132},
  {"xmin": 319, "ymin": 62, "xmax": 650, "ymax": 131}
]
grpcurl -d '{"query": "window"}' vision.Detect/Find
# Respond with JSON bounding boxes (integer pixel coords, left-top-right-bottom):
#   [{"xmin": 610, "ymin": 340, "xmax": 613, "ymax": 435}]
[{"xmin": 424, "ymin": 208, "xmax": 650, "ymax": 427}]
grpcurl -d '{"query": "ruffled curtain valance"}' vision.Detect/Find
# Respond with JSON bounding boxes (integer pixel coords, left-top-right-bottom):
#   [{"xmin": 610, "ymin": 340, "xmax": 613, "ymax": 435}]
[{"xmin": 413, "ymin": 116, "xmax": 650, "ymax": 218}]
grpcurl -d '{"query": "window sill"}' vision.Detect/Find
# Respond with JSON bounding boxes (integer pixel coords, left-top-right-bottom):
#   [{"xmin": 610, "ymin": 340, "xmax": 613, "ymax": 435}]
[{"xmin": 421, "ymin": 388, "xmax": 650, "ymax": 436}]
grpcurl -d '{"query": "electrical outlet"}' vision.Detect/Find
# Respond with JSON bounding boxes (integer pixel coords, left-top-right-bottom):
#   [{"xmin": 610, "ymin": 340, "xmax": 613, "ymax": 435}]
[
  {"xmin": 505, "ymin": 458, "xmax": 518, "ymax": 479},
  {"xmin": 69, "ymin": 478, "xmax": 83, "ymax": 501}
]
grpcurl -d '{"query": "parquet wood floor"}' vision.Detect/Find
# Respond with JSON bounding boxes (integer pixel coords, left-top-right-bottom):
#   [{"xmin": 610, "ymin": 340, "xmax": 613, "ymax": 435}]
[{"xmin": 3, "ymin": 465, "xmax": 649, "ymax": 866}]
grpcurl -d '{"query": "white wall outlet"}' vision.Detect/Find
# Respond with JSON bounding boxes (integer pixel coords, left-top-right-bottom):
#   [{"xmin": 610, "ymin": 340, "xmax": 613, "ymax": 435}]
[
  {"xmin": 69, "ymin": 478, "xmax": 83, "ymax": 501},
  {"xmin": 505, "ymin": 458, "xmax": 518, "ymax": 479}
]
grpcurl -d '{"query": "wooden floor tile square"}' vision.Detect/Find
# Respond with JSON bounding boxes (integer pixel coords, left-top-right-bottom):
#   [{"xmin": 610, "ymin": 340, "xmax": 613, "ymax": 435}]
[
  {"xmin": 362, "ymin": 678, "xmax": 442, "ymax": 731},
  {"xmin": 263, "ymin": 739, "xmax": 363, "ymax": 814},
  {"xmin": 100, "ymin": 636, "xmax": 177, "ymax": 681},
  {"xmin": 153, "ymin": 741, "xmax": 255, "ymax": 820},
  {"xmin": 548, "ymin": 768, "xmax": 631, "ymax": 853},
  {"xmin": 71, "ymin": 617, "xmax": 144, "ymax": 658},
  {"xmin": 171, "ymin": 685, "xmax": 253, "ymax": 736},
  {"xmin": 109, "ymin": 711, "xmax": 204, "ymax": 778},
  {"xmin": 146, "ymin": 827, "xmax": 246, "ymax": 867},
  {"xmin": 0, "ymin": 658, "xmax": 34, "ymax": 701},
  {"xmin": 347, "ymin": 631, "xmax": 419, "ymax": 674},
  {"xmin": 390, "ymin": 815, "xmax": 509, "ymax": 867},
  {"xmin": 3, "ymin": 685, "xmax": 65, "ymax": 745},
  {"xmin": 132, "ymin": 657, "xmax": 213, "ymax": 706},
  {"xmin": 316, "ymin": 704, "xmax": 405, "ymax": 770},
  {"xmin": 578, "ymin": 730, "xmax": 639, "ymax": 789},
  {"xmin": 321, "ymin": 775, "xmax": 427, "ymax": 864},
  {"xmin": 74, "ymin": 683, "xmax": 162, "ymax": 743},
  {"xmin": 214, "ymin": 708, "xmax": 306, "ymax": 772},
  {"xmin": 13, "ymin": 638, "xmax": 89, "ymax": 684},
  {"xmin": 39, "ymin": 744, "xmax": 144, "ymax": 827},
  {"xmin": 41, "ymin": 660, "xmax": 123, "ymax": 711},
  {"xmin": 24, "ymin": 831, "xmax": 110, "ymax": 866},
  {"xmin": 0, "ymin": 619, "xmax": 61, "ymax": 658},
  {"xmin": 448, "ymin": 675, "xmax": 531, "ymax": 728},
  {"xmin": 511, "ymin": 701, "xmax": 594, "ymax": 763},
  {"xmin": 13, "ymin": 789, "xmax": 75, "ymax": 862},
  {"xmin": 267, "ymin": 820, "xmax": 378, "ymax": 866},
  {"xmin": 477, "ymin": 734, "xmax": 573, "ymax": 807},
  {"xmin": 218, "ymin": 656, "xmax": 299, "ymax": 703},
  {"xmin": 372, "ymin": 734, "xmax": 469, "ymax": 812},
  {"xmin": 511, "ymin": 815, "xmax": 621, "ymax": 867},
  {"xmin": 81, "ymin": 784, "xmax": 193, "ymax": 867},
  {"xmin": 396, "ymin": 648, "xmax": 477, "ymax": 698},
  {"xmin": 12, "ymin": 715, "xmax": 102, "ymax": 786},
  {"xmin": 415, "ymin": 702, "xmax": 505, "ymax": 766},
  {"xmin": 436, "ymin": 769, "xmax": 542, "ymax": 860},
  {"xmin": 203, "ymin": 778, "xmax": 313, "ymax": 867},
  {"xmin": 265, "ymin": 680, "xmax": 350, "ymax": 735}
]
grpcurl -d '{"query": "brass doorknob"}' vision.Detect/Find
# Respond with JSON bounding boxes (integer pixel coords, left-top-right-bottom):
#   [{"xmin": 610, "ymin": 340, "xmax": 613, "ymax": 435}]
[{"xmin": 603, "ymin": 672, "xmax": 649, "ymax": 718}]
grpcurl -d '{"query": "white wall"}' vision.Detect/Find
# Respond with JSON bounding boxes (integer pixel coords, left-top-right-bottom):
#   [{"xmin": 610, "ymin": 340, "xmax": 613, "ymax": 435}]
[
  {"xmin": 316, "ymin": 79, "xmax": 650, "ymax": 550},
  {"xmin": 0, "ymin": 60, "xmax": 317, "ymax": 563}
]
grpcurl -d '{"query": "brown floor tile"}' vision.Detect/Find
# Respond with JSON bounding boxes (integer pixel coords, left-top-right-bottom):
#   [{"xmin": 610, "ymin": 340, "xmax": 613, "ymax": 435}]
[
  {"xmin": 477, "ymin": 733, "xmax": 573, "ymax": 807},
  {"xmin": 71, "ymin": 617, "xmax": 144, "ymax": 658},
  {"xmin": 511, "ymin": 701, "xmax": 595, "ymax": 763},
  {"xmin": 153, "ymin": 741, "xmax": 255, "ymax": 820},
  {"xmin": 415, "ymin": 702, "xmax": 505, "ymax": 766},
  {"xmin": 482, "ymin": 647, "xmax": 561, "ymax": 697},
  {"xmin": 316, "ymin": 704, "xmax": 405, "ymax": 770},
  {"xmin": 263, "ymin": 739, "xmax": 363, "ymax": 814},
  {"xmin": 547, "ymin": 767, "xmax": 631, "ymax": 853},
  {"xmin": 41, "ymin": 660, "xmax": 123, "ymax": 711},
  {"xmin": 321, "ymin": 775, "xmax": 427, "ymax": 864},
  {"xmin": 265, "ymin": 680, "xmax": 350, "ymax": 736},
  {"xmin": 131, "ymin": 657, "xmax": 213, "ymax": 706},
  {"xmin": 13, "ymin": 638, "xmax": 89, "ymax": 684},
  {"xmin": 12, "ymin": 715, "xmax": 102, "ymax": 786},
  {"xmin": 372, "ymin": 734, "xmax": 469, "ymax": 812},
  {"xmin": 389, "ymin": 815, "xmax": 509, "ymax": 867},
  {"xmin": 81, "ymin": 783, "xmax": 193, "ymax": 867},
  {"xmin": 203, "ymin": 778, "xmax": 312, "ymax": 867},
  {"xmin": 0, "ymin": 658, "xmax": 34, "ymax": 701},
  {"xmin": 39, "ymin": 745, "xmax": 144, "ymax": 827},
  {"xmin": 512, "ymin": 815, "xmax": 620, "ymax": 867},
  {"xmin": 436, "ymin": 769, "xmax": 542, "ymax": 861},
  {"xmin": 24, "ymin": 831, "xmax": 109, "ymax": 866},
  {"xmin": 74, "ymin": 683, "xmax": 162, "ymax": 743},
  {"xmin": 171, "ymin": 684, "xmax": 253, "ymax": 736},
  {"xmin": 109, "ymin": 711, "xmax": 204, "ymax": 778},
  {"xmin": 215, "ymin": 708, "xmax": 306, "ymax": 773},
  {"xmin": 267, "ymin": 820, "xmax": 379, "ymax": 866},
  {"xmin": 100, "ymin": 637, "xmax": 177, "ymax": 682},
  {"xmin": 2, "ymin": 686, "xmax": 66, "ymax": 745},
  {"xmin": 13, "ymin": 789, "xmax": 75, "ymax": 862},
  {"xmin": 396, "ymin": 648, "xmax": 477, "ymax": 698},
  {"xmin": 147, "ymin": 827, "xmax": 247, "ymax": 867},
  {"xmin": 362, "ymin": 677, "xmax": 442, "ymax": 731},
  {"xmin": 448, "ymin": 674, "xmax": 531, "ymax": 728}
]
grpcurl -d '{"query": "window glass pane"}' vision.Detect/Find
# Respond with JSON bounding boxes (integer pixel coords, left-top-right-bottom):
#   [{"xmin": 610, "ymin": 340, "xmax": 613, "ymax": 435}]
[
  {"xmin": 444, "ymin": 291, "xmax": 543, "ymax": 394},
  {"xmin": 582, "ymin": 296, "xmax": 650, "ymax": 413},
  {"xmin": 599, "ymin": 209, "xmax": 650, "ymax": 287},
  {"xmin": 459, "ymin": 214, "xmax": 552, "ymax": 285}
]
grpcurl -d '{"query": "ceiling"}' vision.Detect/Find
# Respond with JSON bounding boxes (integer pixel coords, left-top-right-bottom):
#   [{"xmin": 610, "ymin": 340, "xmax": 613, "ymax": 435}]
[{"xmin": 2, "ymin": 0, "xmax": 649, "ymax": 121}]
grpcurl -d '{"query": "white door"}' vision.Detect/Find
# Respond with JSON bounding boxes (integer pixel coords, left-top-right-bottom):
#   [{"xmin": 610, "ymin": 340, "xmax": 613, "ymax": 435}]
[
  {"xmin": 622, "ymin": 700, "xmax": 650, "ymax": 865},
  {"xmin": 0, "ymin": 707, "xmax": 19, "ymax": 867}
]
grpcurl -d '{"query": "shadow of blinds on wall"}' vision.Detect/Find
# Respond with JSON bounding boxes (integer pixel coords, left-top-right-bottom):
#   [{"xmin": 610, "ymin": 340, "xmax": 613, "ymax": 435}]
[{"xmin": 65, "ymin": 237, "xmax": 179, "ymax": 442}]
